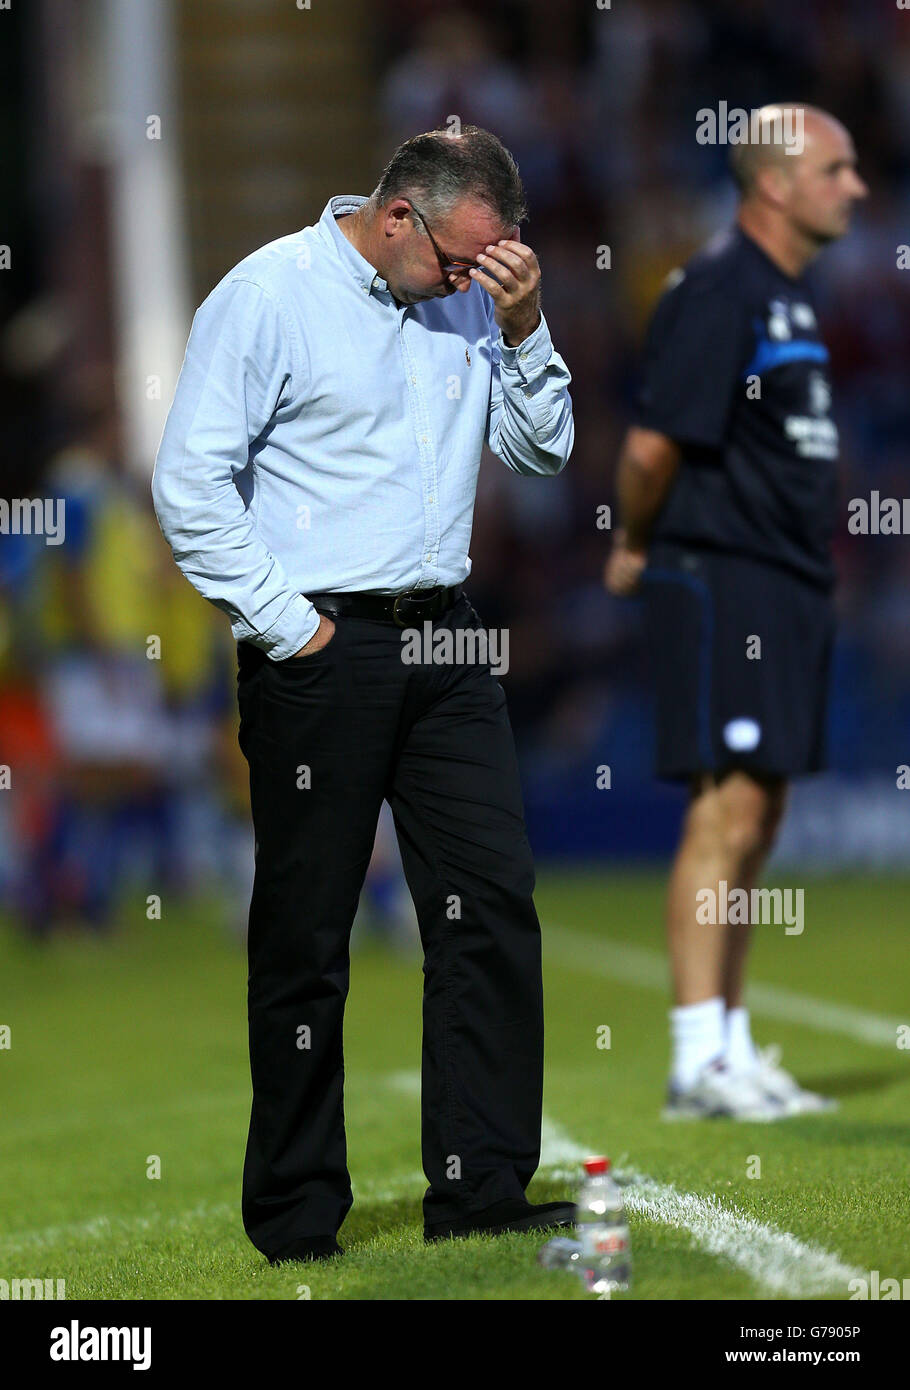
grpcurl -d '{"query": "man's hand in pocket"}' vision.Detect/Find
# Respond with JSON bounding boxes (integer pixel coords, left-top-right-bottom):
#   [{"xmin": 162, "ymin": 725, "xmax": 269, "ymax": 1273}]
[{"xmin": 290, "ymin": 614, "xmax": 336, "ymax": 658}]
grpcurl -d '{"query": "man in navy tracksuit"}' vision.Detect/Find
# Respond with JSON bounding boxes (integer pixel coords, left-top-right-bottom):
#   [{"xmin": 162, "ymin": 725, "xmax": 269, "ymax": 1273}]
[{"xmin": 606, "ymin": 105, "xmax": 867, "ymax": 1119}]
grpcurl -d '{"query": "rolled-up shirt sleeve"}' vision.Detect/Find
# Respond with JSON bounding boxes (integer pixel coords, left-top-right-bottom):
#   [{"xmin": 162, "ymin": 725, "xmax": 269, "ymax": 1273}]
[
  {"xmin": 151, "ymin": 276, "xmax": 320, "ymax": 660},
  {"xmin": 485, "ymin": 304, "xmax": 574, "ymax": 476}
]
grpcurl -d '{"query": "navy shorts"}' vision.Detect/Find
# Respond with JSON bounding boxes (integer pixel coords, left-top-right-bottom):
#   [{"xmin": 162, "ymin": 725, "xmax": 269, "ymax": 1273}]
[{"xmin": 642, "ymin": 544, "xmax": 835, "ymax": 782}]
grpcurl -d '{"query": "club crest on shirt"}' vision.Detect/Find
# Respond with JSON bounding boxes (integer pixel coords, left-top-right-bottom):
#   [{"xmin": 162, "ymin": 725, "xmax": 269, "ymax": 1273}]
[
  {"xmin": 767, "ymin": 298, "xmax": 791, "ymax": 340},
  {"xmin": 766, "ymin": 298, "xmax": 817, "ymax": 343},
  {"xmin": 791, "ymin": 301, "xmax": 817, "ymax": 331}
]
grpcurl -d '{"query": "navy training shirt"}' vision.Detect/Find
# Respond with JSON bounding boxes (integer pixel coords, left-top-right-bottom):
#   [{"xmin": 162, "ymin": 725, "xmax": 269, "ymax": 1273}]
[{"xmin": 634, "ymin": 226, "xmax": 838, "ymax": 589}]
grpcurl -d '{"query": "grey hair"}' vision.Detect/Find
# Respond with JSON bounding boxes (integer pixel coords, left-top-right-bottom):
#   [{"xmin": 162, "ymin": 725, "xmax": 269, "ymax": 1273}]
[{"xmin": 372, "ymin": 125, "xmax": 527, "ymax": 229}]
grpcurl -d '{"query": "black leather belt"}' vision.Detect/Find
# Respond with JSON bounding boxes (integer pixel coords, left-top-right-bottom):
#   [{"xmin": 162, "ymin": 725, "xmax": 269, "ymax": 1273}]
[{"xmin": 307, "ymin": 585, "xmax": 462, "ymax": 628}]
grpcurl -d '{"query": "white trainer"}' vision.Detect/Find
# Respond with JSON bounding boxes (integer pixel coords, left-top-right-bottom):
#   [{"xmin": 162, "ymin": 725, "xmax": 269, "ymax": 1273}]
[
  {"xmin": 663, "ymin": 1058, "xmax": 787, "ymax": 1122},
  {"xmin": 752, "ymin": 1045, "xmax": 838, "ymax": 1115}
]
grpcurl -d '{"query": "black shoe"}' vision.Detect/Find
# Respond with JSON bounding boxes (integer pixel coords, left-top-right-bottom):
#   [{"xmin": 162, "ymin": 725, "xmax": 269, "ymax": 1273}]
[
  {"xmin": 424, "ymin": 1198, "xmax": 575, "ymax": 1243},
  {"xmin": 267, "ymin": 1235, "xmax": 343, "ymax": 1266}
]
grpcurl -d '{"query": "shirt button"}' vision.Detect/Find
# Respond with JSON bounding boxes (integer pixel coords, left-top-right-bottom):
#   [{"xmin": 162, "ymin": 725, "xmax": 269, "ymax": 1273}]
[
  {"xmin": 421, "ymin": 435, "xmax": 428, "ymax": 444},
  {"xmin": 425, "ymin": 554, "xmax": 432, "ymax": 563},
  {"xmin": 427, "ymin": 495, "xmax": 434, "ymax": 503},
  {"xmin": 411, "ymin": 375, "xmax": 417, "ymax": 385}
]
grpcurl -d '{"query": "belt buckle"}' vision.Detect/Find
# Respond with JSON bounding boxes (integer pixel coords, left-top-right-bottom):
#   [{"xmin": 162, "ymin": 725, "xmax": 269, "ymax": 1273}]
[
  {"xmin": 392, "ymin": 588, "xmax": 438, "ymax": 628},
  {"xmin": 392, "ymin": 591, "xmax": 414, "ymax": 628}
]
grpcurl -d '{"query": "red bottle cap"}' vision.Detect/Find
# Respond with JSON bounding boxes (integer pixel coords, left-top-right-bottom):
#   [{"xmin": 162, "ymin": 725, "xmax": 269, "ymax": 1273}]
[{"xmin": 583, "ymin": 1155, "xmax": 610, "ymax": 1175}]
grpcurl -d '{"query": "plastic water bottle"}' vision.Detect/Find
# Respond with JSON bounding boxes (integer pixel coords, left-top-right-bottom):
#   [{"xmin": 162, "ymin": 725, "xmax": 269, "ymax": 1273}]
[
  {"xmin": 575, "ymin": 1155, "xmax": 631, "ymax": 1294},
  {"xmin": 537, "ymin": 1235, "xmax": 583, "ymax": 1271}
]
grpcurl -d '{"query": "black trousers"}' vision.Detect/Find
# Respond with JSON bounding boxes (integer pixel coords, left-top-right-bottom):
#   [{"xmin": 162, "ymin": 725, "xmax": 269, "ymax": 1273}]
[{"xmin": 236, "ymin": 593, "xmax": 544, "ymax": 1259}]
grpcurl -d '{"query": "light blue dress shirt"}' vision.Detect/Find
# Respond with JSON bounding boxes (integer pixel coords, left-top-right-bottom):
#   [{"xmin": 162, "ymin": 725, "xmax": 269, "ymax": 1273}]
[{"xmin": 152, "ymin": 195, "xmax": 574, "ymax": 659}]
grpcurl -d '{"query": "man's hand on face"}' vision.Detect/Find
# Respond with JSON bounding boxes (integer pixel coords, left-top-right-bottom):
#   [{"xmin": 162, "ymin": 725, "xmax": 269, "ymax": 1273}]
[
  {"xmin": 467, "ymin": 227, "xmax": 542, "ymax": 347},
  {"xmin": 290, "ymin": 613, "xmax": 336, "ymax": 658},
  {"xmin": 604, "ymin": 529, "xmax": 648, "ymax": 597}
]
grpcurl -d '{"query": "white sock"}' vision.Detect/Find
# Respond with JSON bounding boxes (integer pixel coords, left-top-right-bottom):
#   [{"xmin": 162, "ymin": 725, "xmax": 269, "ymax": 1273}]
[
  {"xmin": 724, "ymin": 1006, "xmax": 759, "ymax": 1073},
  {"xmin": 670, "ymin": 996, "xmax": 726, "ymax": 1089}
]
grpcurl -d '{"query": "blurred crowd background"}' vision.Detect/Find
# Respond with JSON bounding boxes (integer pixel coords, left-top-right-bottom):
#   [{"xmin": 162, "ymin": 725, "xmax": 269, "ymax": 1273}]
[{"xmin": 2, "ymin": 0, "xmax": 909, "ymax": 939}]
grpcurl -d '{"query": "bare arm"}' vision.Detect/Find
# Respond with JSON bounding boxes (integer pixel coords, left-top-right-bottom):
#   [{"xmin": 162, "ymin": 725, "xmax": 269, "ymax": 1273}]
[{"xmin": 605, "ymin": 427, "xmax": 681, "ymax": 595}]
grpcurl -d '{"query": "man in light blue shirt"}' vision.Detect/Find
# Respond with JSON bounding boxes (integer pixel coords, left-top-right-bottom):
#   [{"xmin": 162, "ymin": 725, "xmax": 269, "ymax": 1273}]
[{"xmin": 152, "ymin": 126, "xmax": 575, "ymax": 1264}]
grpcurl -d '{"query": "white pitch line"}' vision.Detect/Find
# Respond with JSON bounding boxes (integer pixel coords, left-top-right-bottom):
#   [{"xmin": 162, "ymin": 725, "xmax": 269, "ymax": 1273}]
[
  {"xmin": 544, "ymin": 925, "xmax": 904, "ymax": 1048},
  {"xmin": 539, "ymin": 1114, "xmax": 590, "ymax": 1177},
  {"xmin": 620, "ymin": 1175, "xmax": 861, "ymax": 1297},
  {"xmin": 386, "ymin": 1069, "xmax": 422, "ymax": 1096},
  {"xmin": 381, "ymin": 1076, "xmax": 865, "ymax": 1297}
]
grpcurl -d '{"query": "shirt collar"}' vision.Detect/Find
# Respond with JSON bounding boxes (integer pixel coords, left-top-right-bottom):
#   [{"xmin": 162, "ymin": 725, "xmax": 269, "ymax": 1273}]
[{"xmin": 320, "ymin": 195, "xmax": 389, "ymax": 297}]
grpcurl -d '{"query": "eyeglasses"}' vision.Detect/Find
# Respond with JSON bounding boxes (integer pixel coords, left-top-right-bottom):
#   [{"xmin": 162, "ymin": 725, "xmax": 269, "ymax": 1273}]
[{"xmin": 405, "ymin": 199, "xmax": 481, "ymax": 276}]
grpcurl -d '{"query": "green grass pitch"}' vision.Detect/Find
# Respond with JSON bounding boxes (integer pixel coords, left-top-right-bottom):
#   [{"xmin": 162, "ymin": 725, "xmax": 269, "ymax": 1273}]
[{"xmin": 2, "ymin": 871, "xmax": 908, "ymax": 1300}]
